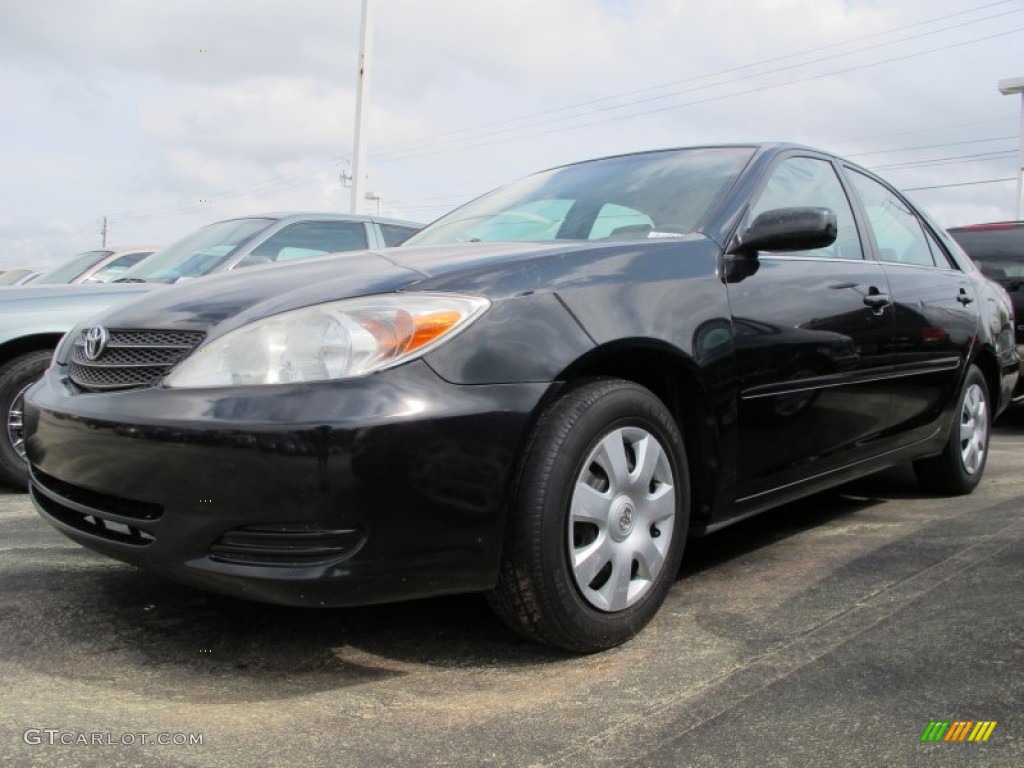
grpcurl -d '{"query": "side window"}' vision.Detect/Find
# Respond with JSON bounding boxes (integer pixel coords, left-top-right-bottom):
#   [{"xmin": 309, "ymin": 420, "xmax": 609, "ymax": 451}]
[
  {"xmin": 378, "ymin": 224, "xmax": 419, "ymax": 247},
  {"xmin": 749, "ymin": 157, "xmax": 863, "ymax": 260},
  {"xmin": 847, "ymin": 170, "xmax": 935, "ymax": 267},
  {"xmin": 235, "ymin": 221, "xmax": 369, "ymax": 268},
  {"xmin": 589, "ymin": 203, "xmax": 655, "ymax": 239},
  {"xmin": 923, "ymin": 228, "xmax": 954, "ymax": 269}
]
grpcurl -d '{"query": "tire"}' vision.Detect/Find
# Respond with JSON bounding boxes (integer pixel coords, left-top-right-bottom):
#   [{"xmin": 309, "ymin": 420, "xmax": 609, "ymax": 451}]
[
  {"xmin": 0, "ymin": 349, "xmax": 52, "ymax": 490},
  {"xmin": 913, "ymin": 364, "xmax": 990, "ymax": 496},
  {"xmin": 488, "ymin": 378, "xmax": 690, "ymax": 652}
]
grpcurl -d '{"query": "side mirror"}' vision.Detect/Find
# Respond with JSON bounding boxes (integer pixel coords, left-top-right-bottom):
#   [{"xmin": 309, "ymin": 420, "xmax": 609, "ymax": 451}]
[{"xmin": 728, "ymin": 207, "xmax": 837, "ymax": 257}]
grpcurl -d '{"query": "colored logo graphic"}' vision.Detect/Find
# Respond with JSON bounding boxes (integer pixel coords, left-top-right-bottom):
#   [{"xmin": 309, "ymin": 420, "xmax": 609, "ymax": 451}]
[{"xmin": 920, "ymin": 721, "xmax": 997, "ymax": 742}]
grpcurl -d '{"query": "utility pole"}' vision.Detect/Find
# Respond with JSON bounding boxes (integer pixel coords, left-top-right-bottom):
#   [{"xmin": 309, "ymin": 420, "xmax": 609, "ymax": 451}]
[
  {"xmin": 350, "ymin": 0, "xmax": 375, "ymax": 215},
  {"xmin": 999, "ymin": 76, "xmax": 1024, "ymax": 220},
  {"xmin": 100, "ymin": 216, "xmax": 108, "ymax": 248}
]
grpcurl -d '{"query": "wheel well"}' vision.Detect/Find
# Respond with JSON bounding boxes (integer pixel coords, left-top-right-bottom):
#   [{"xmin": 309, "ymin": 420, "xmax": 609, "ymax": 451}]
[
  {"xmin": 970, "ymin": 348, "xmax": 1000, "ymax": 411},
  {"xmin": 0, "ymin": 334, "xmax": 62, "ymax": 367},
  {"xmin": 558, "ymin": 342, "xmax": 719, "ymax": 529}
]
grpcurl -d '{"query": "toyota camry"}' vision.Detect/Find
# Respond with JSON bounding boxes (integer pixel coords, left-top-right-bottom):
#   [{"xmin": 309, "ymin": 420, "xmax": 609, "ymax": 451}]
[{"xmin": 24, "ymin": 144, "xmax": 1019, "ymax": 652}]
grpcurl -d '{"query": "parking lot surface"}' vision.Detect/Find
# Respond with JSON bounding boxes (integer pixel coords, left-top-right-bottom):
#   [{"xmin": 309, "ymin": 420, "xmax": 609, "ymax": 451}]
[{"xmin": 1, "ymin": 418, "xmax": 1022, "ymax": 767}]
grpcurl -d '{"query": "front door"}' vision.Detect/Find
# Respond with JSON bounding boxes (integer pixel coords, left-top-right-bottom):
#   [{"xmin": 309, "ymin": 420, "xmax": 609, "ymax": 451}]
[{"xmin": 728, "ymin": 155, "xmax": 897, "ymax": 501}]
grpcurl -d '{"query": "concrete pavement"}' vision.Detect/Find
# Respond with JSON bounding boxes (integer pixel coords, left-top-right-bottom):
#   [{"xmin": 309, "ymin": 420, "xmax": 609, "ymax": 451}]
[{"xmin": 1, "ymin": 418, "xmax": 1021, "ymax": 767}]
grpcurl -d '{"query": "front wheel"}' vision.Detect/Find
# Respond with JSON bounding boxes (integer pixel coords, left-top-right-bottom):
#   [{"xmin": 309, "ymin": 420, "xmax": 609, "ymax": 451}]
[
  {"xmin": 913, "ymin": 364, "xmax": 990, "ymax": 495},
  {"xmin": 0, "ymin": 349, "xmax": 52, "ymax": 490},
  {"xmin": 488, "ymin": 378, "xmax": 690, "ymax": 652}
]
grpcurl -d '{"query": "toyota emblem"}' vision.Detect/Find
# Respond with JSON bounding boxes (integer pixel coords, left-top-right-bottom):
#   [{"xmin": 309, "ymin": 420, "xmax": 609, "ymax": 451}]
[{"xmin": 83, "ymin": 326, "xmax": 109, "ymax": 361}]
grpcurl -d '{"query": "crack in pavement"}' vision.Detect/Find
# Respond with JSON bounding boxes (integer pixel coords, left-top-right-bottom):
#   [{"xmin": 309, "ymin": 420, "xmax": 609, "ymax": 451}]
[{"xmin": 539, "ymin": 499, "xmax": 1024, "ymax": 767}]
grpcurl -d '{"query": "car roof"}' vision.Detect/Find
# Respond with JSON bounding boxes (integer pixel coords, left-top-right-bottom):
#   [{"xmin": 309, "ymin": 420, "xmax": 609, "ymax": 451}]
[
  {"xmin": 527, "ymin": 142, "xmax": 871, "ymax": 179},
  {"xmin": 238, "ymin": 212, "xmax": 424, "ymax": 228},
  {"xmin": 106, "ymin": 245, "xmax": 160, "ymax": 253}
]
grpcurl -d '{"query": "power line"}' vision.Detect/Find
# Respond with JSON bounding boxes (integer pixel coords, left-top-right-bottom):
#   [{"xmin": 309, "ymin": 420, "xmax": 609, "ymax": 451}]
[
  {"xmin": 111, "ymin": 158, "xmax": 347, "ymax": 222},
  {"xmin": 822, "ymin": 117, "xmax": 1014, "ymax": 147},
  {"xmin": 78, "ymin": 2, "xmax": 1024, "ymax": 233},
  {"xmin": 32, "ymin": 221, "xmax": 106, "ymax": 263},
  {"xmin": 872, "ymin": 150, "xmax": 1017, "ymax": 170},
  {"xmin": 849, "ymin": 135, "xmax": 1017, "ymax": 158},
  {"xmin": 370, "ymin": 0, "xmax": 1021, "ymax": 157},
  {"xmin": 902, "ymin": 177, "xmax": 1016, "ymax": 191},
  {"xmin": 369, "ymin": 26, "xmax": 1024, "ymax": 165}
]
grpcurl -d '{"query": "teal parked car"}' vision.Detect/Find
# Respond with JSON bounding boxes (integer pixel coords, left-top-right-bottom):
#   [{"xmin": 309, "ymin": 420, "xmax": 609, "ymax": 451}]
[{"xmin": 0, "ymin": 212, "xmax": 422, "ymax": 488}]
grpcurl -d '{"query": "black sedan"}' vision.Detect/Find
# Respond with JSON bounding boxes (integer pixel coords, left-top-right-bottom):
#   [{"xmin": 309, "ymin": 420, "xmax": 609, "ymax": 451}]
[{"xmin": 24, "ymin": 144, "xmax": 1019, "ymax": 652}]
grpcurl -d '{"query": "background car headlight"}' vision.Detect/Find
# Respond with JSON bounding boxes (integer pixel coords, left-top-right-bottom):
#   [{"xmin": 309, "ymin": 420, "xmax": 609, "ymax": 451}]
[
  {"xmin": 52, "ymin": 326, "xmax": 81, "ymax": 368},
  {"xmin": 164, "ymin": 293, "xmax": 490, "ymax": 388}
]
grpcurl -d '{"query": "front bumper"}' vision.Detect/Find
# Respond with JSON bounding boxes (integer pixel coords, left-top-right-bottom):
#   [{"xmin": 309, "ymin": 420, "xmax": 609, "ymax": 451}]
[{"xmin": 25, "ymin": 360, "xmax": 549, "ymax": 606}]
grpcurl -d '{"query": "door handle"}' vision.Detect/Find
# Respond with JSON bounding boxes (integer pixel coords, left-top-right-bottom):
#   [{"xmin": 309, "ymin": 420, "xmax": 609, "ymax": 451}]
[
  {"xmin": 957, "ymin": 288, "xmax": 974, "ymax": 306},
  {"xmin": 862, "ymin": 290, "xmax": 890, "ymax": 311}
]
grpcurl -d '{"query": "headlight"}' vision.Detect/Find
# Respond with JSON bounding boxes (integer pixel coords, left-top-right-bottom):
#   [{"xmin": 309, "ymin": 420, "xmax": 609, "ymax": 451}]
[
  {"xmin": 52, "ymin": 326, "xmax": 81, "ymax": 368},
  {"xmin": 164, "ymin": 293, "xmax": 490, "ymax": 388}
]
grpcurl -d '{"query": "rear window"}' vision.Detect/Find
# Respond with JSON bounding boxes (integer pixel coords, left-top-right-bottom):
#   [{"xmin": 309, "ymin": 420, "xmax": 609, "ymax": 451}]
[{"xmin": 948, "ymin": 225, "xmax": 1024, "ymax": 279}]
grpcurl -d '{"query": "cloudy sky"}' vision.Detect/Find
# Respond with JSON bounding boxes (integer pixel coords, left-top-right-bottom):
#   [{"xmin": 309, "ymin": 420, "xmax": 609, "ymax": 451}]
[{"xmin": 1, "ymin": 0, "xmax": 1021, "ymax": 270}]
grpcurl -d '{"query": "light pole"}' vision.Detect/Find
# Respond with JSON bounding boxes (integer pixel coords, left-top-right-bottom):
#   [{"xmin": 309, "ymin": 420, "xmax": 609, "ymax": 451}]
[
  {"xmin": 365, "ymin": 191, "xmax": 382, "ymax": 216},
  {"xmin": 350, "ymin": 0, "xmax": 375, "ymax": 215},
  {"xmin": 999, "ymin": 76, "xmax": 1024, "ymax": 220}
]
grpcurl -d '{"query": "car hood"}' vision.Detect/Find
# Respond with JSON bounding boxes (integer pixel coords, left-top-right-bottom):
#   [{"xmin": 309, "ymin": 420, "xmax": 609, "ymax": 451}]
[
  {"xmin": 95, "ymin": 241, "xmax": 630, "ymax": 335},
  {"xmin": 0, "ymin": 282, "xmax": 157, "ymax": 344},
  {"xmin": 99, "ymin": 248, "xmax": 428, "ymax": 335},
  {"xmin": 0, "ymin": 282, "xmax": 155, "ymax": 304}
]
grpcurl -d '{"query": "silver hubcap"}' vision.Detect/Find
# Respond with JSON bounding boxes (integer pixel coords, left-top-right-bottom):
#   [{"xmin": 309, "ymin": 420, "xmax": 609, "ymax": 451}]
[
  {"xmin": 958, "ymin": 383, "xmax": 988, "ymax": 476},
  {"xmin": 568, "ymin": 426, "xmax": 676, "ymax": 613},
  {"xmin": 6, "ymin": 382, "xmax": 33, "ymax": 461}
]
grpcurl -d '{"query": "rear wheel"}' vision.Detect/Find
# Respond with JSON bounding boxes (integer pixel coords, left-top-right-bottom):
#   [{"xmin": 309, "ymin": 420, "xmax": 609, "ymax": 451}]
[
  {"xmin": 488, "ymin": 378, "xmax": 690, "ymax": 652},
  {"xmin": 0, "ymin": 350, "xmax": 52, "ymax": 490},
  {"xmin": 913, "ymin": 364, "xmax": 990, "ymax": 495}
]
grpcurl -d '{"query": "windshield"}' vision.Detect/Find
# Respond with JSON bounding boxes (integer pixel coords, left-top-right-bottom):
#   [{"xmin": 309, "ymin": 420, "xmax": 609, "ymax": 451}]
[
  {"xmin": 405, "ymin": 147, "xmax": 755, "ymax": 247},
  {"xmin": 949, "ymin": 226, "xmax": 1024, "ymax": 279},
  {"xmin": 33, "ymin": 250, "xmax": 112, "ymax": 284},
  {"xmin": 117, "ymin": 218, "xmax": 273, "ymax": 283}
]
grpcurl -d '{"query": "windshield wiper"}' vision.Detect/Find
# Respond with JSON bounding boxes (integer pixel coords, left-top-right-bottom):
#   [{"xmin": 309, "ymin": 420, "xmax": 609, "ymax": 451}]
[{"xmin": 112, "ymin": 277, "xmax": 148, "ymax": 283}]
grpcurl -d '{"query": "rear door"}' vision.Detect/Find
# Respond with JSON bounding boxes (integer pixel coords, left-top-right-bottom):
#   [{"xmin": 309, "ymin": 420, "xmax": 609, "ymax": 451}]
[{"xmin": 844, "ymin": 168, "xmax": 979, "ymax": 444}]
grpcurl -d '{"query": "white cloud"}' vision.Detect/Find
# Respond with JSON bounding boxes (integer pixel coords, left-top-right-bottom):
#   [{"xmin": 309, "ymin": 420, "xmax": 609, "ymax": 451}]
[{"xmin": 1, "ymin": 0, "xmax": 1021, "ymax": 268}]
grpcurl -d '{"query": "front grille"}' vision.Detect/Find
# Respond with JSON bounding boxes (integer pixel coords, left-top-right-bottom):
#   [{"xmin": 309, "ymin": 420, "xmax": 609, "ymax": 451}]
[
  {"xmin": 31, "ymin": 468, "xmax": 161, "ymax": 546},
  {"xmin": 69, "ymin": 328, "xmax": 205, "ymax": 392},
  {"xmin": 209, "ymin": 523, "xmax": 364, "ymax": 567}
]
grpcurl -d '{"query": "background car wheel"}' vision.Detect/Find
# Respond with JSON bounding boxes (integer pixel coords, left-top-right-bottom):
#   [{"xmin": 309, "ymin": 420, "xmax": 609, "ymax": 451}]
[
  {"xmin": 487, "ymin": 378, "xmax": 690, "ymax": 653},
  {"xmin": 0, "ymin": 349, "xmax": 52, "ymax": 490},
  {"xmin": 913, "ymin": 364, "xmax": 990, "ymax": 496}
]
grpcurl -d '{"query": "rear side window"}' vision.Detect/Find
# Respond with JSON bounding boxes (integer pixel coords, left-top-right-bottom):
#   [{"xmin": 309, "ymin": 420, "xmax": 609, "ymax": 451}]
[
  {"xmin": 847, "ymin": 170, "xmax": 936, "ymax": 267},
  {"xmin": 236, "ymin": 221, "xmax": 369, "ymax": 268},
  {"xmin": 378, "ymin": 224, "xmax": 420, "ymax": 246},
  {"xmin": 922, "ymin": 229, "xmax": 954, "ymax": 269},
  {"xmin": 948, "ymin": 226, "xmax": 1024, "ymax": 279}
]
